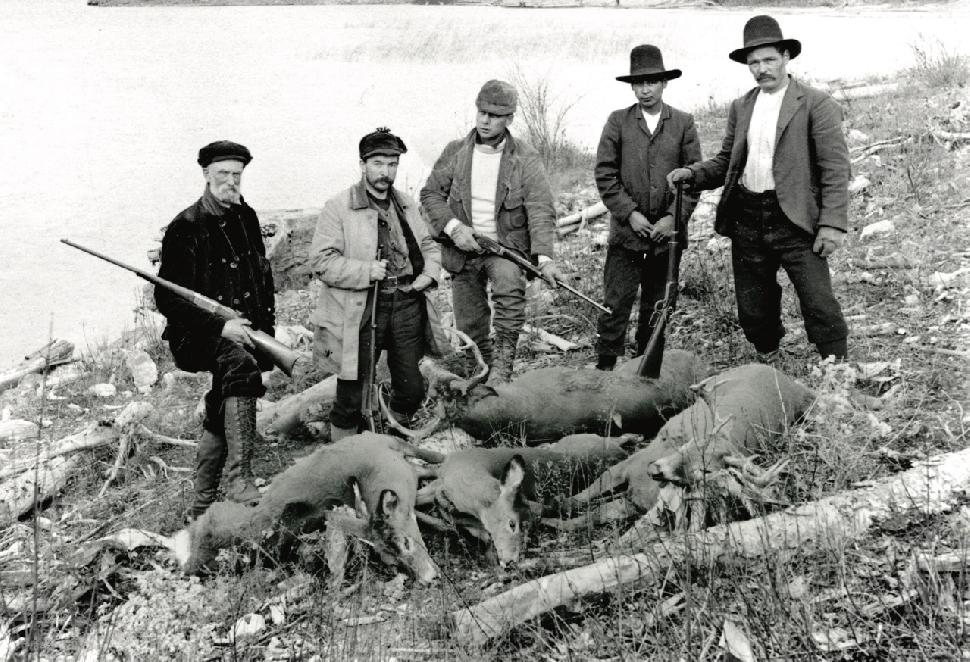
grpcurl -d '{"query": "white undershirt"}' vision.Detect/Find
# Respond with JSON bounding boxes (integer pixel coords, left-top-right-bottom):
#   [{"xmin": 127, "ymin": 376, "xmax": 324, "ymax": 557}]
[
  {"xmin": 468, "ymin": 143, "xmax": 504, "ymax": 240},
  {"xmin": 741, "ymin": 81, "xmax": 788, "ymax": 193},
  {"xmin": 641, "ymin": 108, "xmax": 661, "ymax": 134}
]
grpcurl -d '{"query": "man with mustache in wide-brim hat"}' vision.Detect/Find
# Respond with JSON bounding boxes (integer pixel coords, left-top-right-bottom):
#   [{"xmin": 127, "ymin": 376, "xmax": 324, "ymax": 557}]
[
  {"xmin": 592, "ymin": 44, "xmax": 701, "ymax": 371},
  {"xmin": 668, "ymin": 15, "xmax": 850, "ymax": 363}
]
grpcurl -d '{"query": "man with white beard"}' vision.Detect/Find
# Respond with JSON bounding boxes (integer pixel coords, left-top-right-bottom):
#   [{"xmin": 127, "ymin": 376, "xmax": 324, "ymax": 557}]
[{"xmin": 156, "ymin": 140, "xmax": 276, "ymax": 520}]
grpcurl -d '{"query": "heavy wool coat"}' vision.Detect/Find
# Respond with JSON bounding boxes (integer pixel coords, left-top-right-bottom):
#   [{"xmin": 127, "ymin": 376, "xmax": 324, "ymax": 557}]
[
  {"xmin": 420, "ymin": 129, "xmax": 556, "ymax": 272},
  {"xmin": 594, "ymin": 103, "xmax": 702, "ymax": 250},
  {"xmin": 688, "ymin": 77, "xmax": 850, "ymax": 237},
  {"xmin": 310, "ymin": 181, "xmax": 448, "ymax": 380}
]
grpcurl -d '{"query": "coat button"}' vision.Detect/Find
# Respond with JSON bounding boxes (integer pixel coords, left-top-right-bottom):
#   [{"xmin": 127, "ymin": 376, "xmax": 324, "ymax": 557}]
[
  {"xmin": 233, "ymin": 298, "xmax": 240, "ymax": 305},
  {"xmin": 243, "ymin": 291, "xmax": 251, "ymax": 299}
]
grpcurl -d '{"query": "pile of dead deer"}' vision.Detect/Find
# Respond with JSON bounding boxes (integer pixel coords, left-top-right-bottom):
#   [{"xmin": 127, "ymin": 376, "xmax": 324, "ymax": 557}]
[{"xmin": 173, "ymin": 347, "xmax": 833, "ymax": 588}]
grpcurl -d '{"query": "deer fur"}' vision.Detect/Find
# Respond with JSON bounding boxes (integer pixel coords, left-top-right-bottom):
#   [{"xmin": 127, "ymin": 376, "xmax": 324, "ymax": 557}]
[
  {"xmin": 172, "ymin": 433, "xmax": 442, "ymax": 582},
  {"xmin": 553, "ymin": 364, "xmax": 817, "ymax": 529},
  {"xmin": 417, "ymin": 434, "xmax": 634, "ymax": 566}
]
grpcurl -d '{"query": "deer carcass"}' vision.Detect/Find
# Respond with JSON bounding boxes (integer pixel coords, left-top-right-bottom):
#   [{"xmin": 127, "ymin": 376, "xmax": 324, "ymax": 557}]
[
  {"xmin": 421, "ymin": 349, "xmax": 709, "ymax": 443},
  {"xmin": 417, "ymin": 433, "xmax": 635, "ymax": 566},
  {"xmin": 553, "ymin": 364, "xmax": 816, "ymax": 531},
  {"xmin": 172, "ymin": 433, "xmax": 442, "ymax": 582}
]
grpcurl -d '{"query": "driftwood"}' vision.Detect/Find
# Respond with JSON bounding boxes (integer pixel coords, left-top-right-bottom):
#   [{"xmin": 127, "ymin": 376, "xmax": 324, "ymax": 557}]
[
  {"xmin": 829, "ymin": 81, "xmax": 899, "ymax": 102},
  {"xmin": 0, "ymin": 340, "xmax": 75, "ymax": 393},
  {"xmin": 520, "ymin": 325, "xmax": 578, "ymax": 352},
  {"xmin": 257, "ymin": 376, "xmax": 338, "ymax": 435},
  {"xmin": 450, "ymin": 446, "xmax": 970, "ymax": 645},
  {"xmin": 556, "ymin": 202, "xmax": 608, "ymax": 238},
  {"xmin": 0, "ymin": 421, "xmax": 119, "ymax": 481}
]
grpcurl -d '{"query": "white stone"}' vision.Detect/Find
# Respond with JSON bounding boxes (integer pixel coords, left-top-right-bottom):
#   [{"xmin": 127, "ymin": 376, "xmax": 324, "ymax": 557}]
[
  {"xmin": 859, "ymin": 219, "xmax": 894, "ymax": 239},
  {"xmin": 125, "ymin": 349, "xmax": 158, "ymax": 394},
  {"xmin": 87, "ymin": 383, "xmax": 116, "ymax": 398}
]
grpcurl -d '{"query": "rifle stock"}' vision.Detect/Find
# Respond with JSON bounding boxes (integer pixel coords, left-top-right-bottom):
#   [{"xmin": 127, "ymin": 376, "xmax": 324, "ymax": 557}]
[
  {"xmin": 473, "ymin": 234, "xmax": 611, "ymax": 314},
  {"xmin": 638, "ymin": 184, "xmax": 684, "ymax": 378},
  {"xmin": 60, "ymin": 238, "xmax": 301, "ymax": 377}
]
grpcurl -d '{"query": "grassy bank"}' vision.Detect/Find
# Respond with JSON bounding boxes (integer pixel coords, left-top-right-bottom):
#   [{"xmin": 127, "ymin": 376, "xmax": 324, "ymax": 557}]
[{"xmin": 2, "ymin": 53, "xmax": 969, "ymax": 660}]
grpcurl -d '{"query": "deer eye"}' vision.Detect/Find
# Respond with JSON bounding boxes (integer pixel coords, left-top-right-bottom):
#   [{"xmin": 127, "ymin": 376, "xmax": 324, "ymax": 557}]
[{"xmin": 509, "ymin": 519, "xmax": 517, "ymax": 531}]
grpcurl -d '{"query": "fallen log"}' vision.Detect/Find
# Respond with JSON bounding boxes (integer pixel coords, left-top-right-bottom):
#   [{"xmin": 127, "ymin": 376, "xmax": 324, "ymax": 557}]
[
  {"xmin": 257, "ymin": 376, "xmax": 338, "ymax": 435},
  {"xmin": 450, "ymin": 446, "xmax": 970, "ymax": 645},
  {"xmin": 520, "ymin": 325, "xmax": 578, "ymax": 352},
  {"xmin": 0, "ymin": 340, "xmax": 75, "ymax": 393},
  {"xmin": 556, "ymin": 202, "xmax": 608, "ymax": 238},
  {"xmin": 0, "ymin": 421, "xmax": 119, "ymax": 481}
]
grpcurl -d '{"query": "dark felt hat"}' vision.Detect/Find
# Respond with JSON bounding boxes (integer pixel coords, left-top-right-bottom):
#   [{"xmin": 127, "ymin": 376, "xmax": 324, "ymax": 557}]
[
  {"xmin": 197, "ymin": 140, "xmax": 252, "ymax": 167},
  {"xmin": 616, "ymin": 45, "xmax": 682, "ymax": 83},
  {"xmin": 476, "ymin": 80, "xmax": 518, "ymax": 116},
  {"xmin": 359, "ymin": 127, "xmax": 408, "ymax": 161},
  {"xmin": 729, "ymin": 15, "xmax": 802, "ymax": 64}
]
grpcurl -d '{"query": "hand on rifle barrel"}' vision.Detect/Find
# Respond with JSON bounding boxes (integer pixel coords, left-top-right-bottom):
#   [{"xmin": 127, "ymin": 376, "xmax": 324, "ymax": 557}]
[
  {"xmin": 666, "ymin": 167, "xmax": 693, "ymax": 192},
  {"xmin": 450, "ymin": 224, "xmax": 483, "ymax": 253},
  {"xmin": 222, "ymin": 317, "xmax": 254, "ymax": 348},
  {"xmin": 539, "ymin": 261, "xmax": 562, "ymax": 288},
  {"xmin": 369, "ymin": 260, "xmax": 388, "ymax": 282}
]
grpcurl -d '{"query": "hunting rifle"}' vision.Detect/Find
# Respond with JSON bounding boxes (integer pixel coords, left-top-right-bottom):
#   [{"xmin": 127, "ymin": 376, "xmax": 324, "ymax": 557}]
[
  {"xmin": 638, "ymin": 182, "xmax": 684, "ymax": 378},
  {"xmin": 60, "ymin": 238, "xmax": 301, "ymax": 377},
  {"xmin": 472, "ymin": 234, "xmax": 611, "ymax": 315},
  {"xmin": 361, "ymin": 248, "xmax": 384, "ymax": 434}
]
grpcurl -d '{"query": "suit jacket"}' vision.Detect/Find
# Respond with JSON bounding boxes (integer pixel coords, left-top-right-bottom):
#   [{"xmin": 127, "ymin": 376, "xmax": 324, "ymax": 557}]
[
  {"xmin": 689, "ymin": 77, "xmax": 850, "ymax": 237},
  {"xmin": 594, "ymin": 103, "xmax": 701, "ymax": 250},
  {"xmin": 420, "ymin": 129, "xmax": 556, "ymax": 274}
]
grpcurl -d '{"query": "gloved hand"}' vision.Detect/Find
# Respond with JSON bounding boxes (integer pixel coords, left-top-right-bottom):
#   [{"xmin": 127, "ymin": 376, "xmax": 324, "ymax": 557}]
[
  {"xmin": 450, "ymin": 224, "xmax": 482, "ymax": 253},
  {"xmin": 539, "ymin": 261, "xmax": 563, "ymax": 288},
  {"xmin": 812, "ymin": 227, "xmax": 844, "ymax": 258}
]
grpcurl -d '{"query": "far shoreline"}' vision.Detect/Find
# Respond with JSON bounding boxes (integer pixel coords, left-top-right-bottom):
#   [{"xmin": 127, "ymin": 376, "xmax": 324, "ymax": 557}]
[{"xmin": 87, "ymin": 0, "xmax": 953, "ymax": 9}]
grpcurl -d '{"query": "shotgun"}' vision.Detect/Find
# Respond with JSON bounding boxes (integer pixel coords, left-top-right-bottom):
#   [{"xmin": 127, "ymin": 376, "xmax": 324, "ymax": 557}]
[
  {"xmin": 638, "ymin": 183, "xmax": 684, "ymax": 378},
  {"xmin": 472, "ymin": 234, "xmax": 611, "ymax": 314},
  {"xmin": 60, "ymin": 238, "xmax": 301, "ymax": 377}
]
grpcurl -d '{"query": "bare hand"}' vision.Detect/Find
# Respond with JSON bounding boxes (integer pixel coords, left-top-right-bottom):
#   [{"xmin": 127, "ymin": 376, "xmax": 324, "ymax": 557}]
[
  {"xmin": 667, "ymin": 167, "xmax": 693, "ymax": 192},
  {"xmin": 812, "ymin": 227, "xmax": 844, "ymax": 258},
  {"xmin": 451, "ymin": 224, "xmax": 482, "ymax": 253},
  {"xmin": 628, "ymin": 211, "xmax": 654, "ymax": 239},
  {"xmin": 539, "ymin": 261, "xmax": 562, "ymax": 288},
  {"xmin": 221, "ymin": 317, "xmax": 254, "ymax": 347},
  {"xmin": 405, "ymin": 274, "xmax": 434, "ymax": 292},
  {"xmin": 649, "ymin": 215, "xmax": 675, "ymax": 242},
  {"xmin": 369, "ymin": 260, "xmax": 388, "ymax": 282}
]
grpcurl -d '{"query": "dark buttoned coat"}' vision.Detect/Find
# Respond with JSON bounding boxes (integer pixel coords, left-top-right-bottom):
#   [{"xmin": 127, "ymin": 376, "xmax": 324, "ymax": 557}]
[
  {"xmin": 594, "ymin": 103, "xmax": 702, "ymax": 251},
  {"xmin": 688, "ymin": 76, "xmax": 850, "ymax": 237}
]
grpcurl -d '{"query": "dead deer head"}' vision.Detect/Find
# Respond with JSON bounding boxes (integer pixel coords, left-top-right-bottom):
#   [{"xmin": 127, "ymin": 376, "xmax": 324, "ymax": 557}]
[{"xmin": 474, "ymin": 455, "xmax": 527, "ymax": 568}]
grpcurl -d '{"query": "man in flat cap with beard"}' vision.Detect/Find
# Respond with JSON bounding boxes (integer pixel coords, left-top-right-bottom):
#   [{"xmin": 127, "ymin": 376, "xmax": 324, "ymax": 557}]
[
  {"xmin": 593, "ymin": 45, "xmax": 701, "ymax": 371},
  {"xmin": 421, "ymin": 80, "xmax": 560, "ymax": 386},
  {"xmin": 156, "ymin": 140, "xmax": 276, "ymax": 520},
  {"xmin": 311, "ymin": 128, "xmax": 447, "ymax": 442},
  {"xmin": 668, "ymin": 15, "xmax": 850, "ymax": 362}
]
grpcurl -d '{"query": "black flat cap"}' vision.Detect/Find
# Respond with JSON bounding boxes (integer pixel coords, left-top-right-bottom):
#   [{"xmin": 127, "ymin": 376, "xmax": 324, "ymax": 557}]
[
  {"xmin": 197, "ymin": 140, "xmax": 253, "ymax": 168},
  {"xmin": 359, "ymin": 127, "xmax": 408, "ymax": 161}
]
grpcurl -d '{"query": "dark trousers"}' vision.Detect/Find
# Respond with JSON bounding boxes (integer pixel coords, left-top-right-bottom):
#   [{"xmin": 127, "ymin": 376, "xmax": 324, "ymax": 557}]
[
  {"xmin": 595, "ymin": 245, "xmax": 671, "ymax": 357},
  {"xmin": 331, "ymin": 288, "xmax": 426, "ymax": 430},
  {"xmin": 451, "ymin": 254, "xmax": 527, "ymax": 363},
  {"xmin": 731, "ymin": 188, "xmax": 848, "ymax": 354}
]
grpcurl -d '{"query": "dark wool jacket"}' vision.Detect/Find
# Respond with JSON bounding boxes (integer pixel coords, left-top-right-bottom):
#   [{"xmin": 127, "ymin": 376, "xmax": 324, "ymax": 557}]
[
  {"xmin": 688, "ymin": 76, "xmax": 850, "ymax": 237},
  {"xmin": 595, "ymin": 103, "xmax": 702, "ymax": 251},
  {"xmin": 156, "ymin": 193, "xmax": 276, "ymax": 369},
  {"xmin": 420, "ymin": 129, "xmax": 556, "ymax": 274}
]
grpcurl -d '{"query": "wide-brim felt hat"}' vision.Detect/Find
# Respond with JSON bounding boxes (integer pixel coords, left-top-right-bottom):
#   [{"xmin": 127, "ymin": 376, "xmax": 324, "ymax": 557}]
[
  {"xmin": 616, "ymin": 44, "xmax": 682, "ymax": 83},
  {"xmin": 729, "ymin": 14, "xmax": 801, "ymax": 64}
]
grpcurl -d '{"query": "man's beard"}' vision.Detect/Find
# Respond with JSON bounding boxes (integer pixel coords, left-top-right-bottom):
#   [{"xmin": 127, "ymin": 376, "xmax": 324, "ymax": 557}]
[{"xmin": 214, "ymin": 186, "xmax": 241, "ymax": 204}]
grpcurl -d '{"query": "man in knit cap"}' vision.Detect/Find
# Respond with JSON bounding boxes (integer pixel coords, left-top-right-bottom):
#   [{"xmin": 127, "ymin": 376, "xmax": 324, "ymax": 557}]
[
  {"xmin": 421, "ymin": 80, "xmax": 559, "ymax": 385},
  {"xmin": 668, "ymin": 15, "xmax": 850, "ymax": 362},
  {"xmin": 593, "ymin": 44, "xmax": 702, "ymax": 371},
  {"xmin": 311, "ymin": 128, "xmax": 448, "ymax": 442},
  {"xmin": 156, "ymin": 140, "xmax": 275, "ymax": 520}
]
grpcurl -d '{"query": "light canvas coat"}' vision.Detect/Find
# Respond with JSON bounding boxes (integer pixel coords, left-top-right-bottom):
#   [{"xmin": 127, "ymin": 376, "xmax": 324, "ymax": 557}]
[{"xmin": 310, "ymin": 181, "xmax": 447, "ymax": 380}]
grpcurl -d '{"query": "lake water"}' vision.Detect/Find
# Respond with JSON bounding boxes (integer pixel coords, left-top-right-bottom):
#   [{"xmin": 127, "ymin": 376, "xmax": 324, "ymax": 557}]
[{"xmin": 2, "ymin": 0, "xmax": 967, "ymax": 365}]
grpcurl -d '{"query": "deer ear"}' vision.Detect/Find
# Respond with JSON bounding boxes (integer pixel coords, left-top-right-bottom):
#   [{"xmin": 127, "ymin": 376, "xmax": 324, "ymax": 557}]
[
  {"xmin": 500, "ymin": 455, "xmax": 526, "ymax": 498},
  {"xmin": 348, "ymin": 477, "xmax": 369, "ymax": 520},
  {"xmin": 378, "ymin": 489, "xmax": 400, "ymax": 520}
]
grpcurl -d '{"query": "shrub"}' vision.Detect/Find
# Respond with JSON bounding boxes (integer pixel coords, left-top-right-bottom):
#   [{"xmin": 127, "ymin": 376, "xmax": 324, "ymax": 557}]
[{"xmin": 909, "ymin": 37, "xmax": 969, "ymax": 88}]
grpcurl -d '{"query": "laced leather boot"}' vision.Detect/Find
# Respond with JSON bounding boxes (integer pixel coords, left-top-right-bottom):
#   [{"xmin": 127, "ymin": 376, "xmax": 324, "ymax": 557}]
[
  {"xmin": 223, "ymin": 396, "xmax": 263, "ymax": 505},
  {"xmin": 485, "ymin": 336, "xmax": 516, "ymax": 387},
  {"xmin": 186, "ymin": 429, "xmax": 227, "ymax": 521}
]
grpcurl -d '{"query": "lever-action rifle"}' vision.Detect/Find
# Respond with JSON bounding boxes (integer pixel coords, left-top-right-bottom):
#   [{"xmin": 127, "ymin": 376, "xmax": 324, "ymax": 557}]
[
  {"xmin": 473, "ymin": 234, "xmax": 611, "ymax": 315},
  {"xmin": 61, "ymin": 238, "xmax": 301, "ymax": 377},
  {"xmin": 638, "ymin": 183, "xmax": 684, "ymax": 378}
]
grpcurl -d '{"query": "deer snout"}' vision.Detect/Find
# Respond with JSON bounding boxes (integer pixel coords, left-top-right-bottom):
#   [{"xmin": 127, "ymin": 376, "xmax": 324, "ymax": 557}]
[{"xmin": 647, "ymin": 452, "xmax": 687, "ymax": 485}]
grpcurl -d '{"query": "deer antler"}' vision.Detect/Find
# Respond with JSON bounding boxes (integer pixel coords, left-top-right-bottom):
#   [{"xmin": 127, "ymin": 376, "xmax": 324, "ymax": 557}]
[{"xmin": 378, "ymin": 386, "xmax": 442, "ymax": 441}]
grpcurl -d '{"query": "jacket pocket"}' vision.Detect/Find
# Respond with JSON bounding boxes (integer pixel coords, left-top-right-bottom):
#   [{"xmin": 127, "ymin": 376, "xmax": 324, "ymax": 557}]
[{"xmin": 503, "ymin": 189, "xmax": 527, "ymax": 228}]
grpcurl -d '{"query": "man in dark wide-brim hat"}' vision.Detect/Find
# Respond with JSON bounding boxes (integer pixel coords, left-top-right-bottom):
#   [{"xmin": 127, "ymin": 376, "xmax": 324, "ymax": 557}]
[
  {"xmin": 668, "ymin": 15, "xmax": 850, "ymax": 363},
  {"xmin": 592, "ymin": 44, "xmax": 701, "ymax": 370}
]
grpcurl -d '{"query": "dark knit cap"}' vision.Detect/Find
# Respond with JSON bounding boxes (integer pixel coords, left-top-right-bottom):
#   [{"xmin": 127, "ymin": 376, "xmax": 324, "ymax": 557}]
[
  {"xmin": 197, "ymin": 140, "xmax": 252, "ymax": 167},
  {"xmin": 475, "ymin": 80, "xmax": 517, "ymax": 116},
  {"xmin": 359, "ymin": 127, "xmax": 408, "ymax": 161}
]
